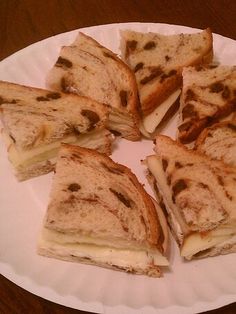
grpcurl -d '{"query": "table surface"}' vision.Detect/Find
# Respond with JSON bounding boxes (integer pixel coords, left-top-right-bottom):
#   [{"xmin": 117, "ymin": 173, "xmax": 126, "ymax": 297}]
[{"xmin": 0, "ymin": 0, "xmax": 236, "ymax": 313}]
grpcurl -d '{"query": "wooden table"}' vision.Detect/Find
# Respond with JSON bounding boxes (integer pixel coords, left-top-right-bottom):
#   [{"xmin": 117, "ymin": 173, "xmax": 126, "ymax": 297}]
[{"xmin": 0, "ymin": 1, "xmax": 236, "ymax": 313}]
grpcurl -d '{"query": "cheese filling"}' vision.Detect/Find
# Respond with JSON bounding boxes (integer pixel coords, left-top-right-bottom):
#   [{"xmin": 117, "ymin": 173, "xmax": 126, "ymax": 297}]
[
  {"xmin": 146, "ymin": 155, "xmax": 236, "ymax": 259},
  {"xmin": 2, "ymin": 129, "xmax": 109, "ymax": 169},
  {"xmin": 38, "ymin": 227, "xmax": 169, "ymax": 267},
  {"xmin": 141, "ymin": 89, "xmax": 181, "ymax": 136}
]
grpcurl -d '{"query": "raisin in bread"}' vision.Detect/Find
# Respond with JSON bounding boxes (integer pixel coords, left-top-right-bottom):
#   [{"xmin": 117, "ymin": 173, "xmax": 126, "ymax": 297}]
[
  {"xmin": 120, "ymin": 28, "xmax": 213, "ymax": 137},
  {"xmin": 38, "ymin": 144, "xmax": 169, "ymax": 277},
  {"xmin": 145, "ymin": 135, "xmax": 236, "ymax": 260},
  {"xmin": 0, "ymin": 80, "xmax": 112, "ymax": 181},
  {"xmin": 178, "ymin": 65, "xmax": 236, "ymax": 144},
  {"xmin": 46, "ymin": 32, "xmax": 141, "ymax": 141},
  {"xmin": 195, "ymin": 120, "xmax": 236, "ymax": 167}
]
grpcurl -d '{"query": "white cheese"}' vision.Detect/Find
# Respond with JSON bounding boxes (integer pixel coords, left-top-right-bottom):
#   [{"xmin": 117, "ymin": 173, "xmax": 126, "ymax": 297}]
[
  {"xmin": 142, "ymin": 89, "xmax": 181, "ymax": 134},
  {"xmin": 38, "ymin": 227, "xmax": 169, "ymax": 267}
]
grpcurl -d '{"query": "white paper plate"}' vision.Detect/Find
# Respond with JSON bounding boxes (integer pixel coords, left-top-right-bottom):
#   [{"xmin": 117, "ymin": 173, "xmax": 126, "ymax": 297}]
[{"xmin": 0, "ymin": 22, "xmax": 235, "ymax": 314}]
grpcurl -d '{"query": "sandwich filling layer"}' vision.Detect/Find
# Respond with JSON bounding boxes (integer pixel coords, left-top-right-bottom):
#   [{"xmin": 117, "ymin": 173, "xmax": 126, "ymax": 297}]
[
  {"xmin": 39, "ymin": 226, "xmax": 169, "ymax": 267},
  {"xmin": 2, "ymin": 129, "xmax": 109, "ymax": 169},
  {"xmin": 141, "ymin": 89, "xmax": 181, "ymax": 136},
  {"xmin": 146, "ymin": 155, "xmax": 236, "ymax": 259}
]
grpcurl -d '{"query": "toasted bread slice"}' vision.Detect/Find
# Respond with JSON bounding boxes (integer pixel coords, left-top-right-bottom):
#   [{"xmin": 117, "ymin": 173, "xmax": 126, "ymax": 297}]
[
  {"xmin": 178, "ymin": 65, "xmax": 236, "ymax": 144},
  {"xmin": 38, "ymin": 144, "xmax": 169, "ymax": 277},
  {"xmin": 46, "ymin": 32, "xmax": 141, "ymax": 141},
  {"xmin": 0, "ymin": 80, "xmax": 112, "ymax": 180},
  {"xmin": 195, "ymin": 120, "xmax": 236, "ymax": 167},
  {"xmin": 145, "ymin": 135, "xmax": 236, "ymax": 260},
  {"xmin": 120, "ymin": 28, "xmax": 213, "ymax": 137}
]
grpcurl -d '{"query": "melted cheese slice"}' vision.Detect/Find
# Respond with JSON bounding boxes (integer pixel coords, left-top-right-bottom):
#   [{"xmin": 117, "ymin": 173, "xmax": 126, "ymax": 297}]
[
  {"xmin": 141, "ymin": 89, "xmax": 181, "ymax": 136},
  {"xmin": 2, "ymin": 130, "xmax": 108, "ymax": 168},
  {"xmin": 38, "ymin": 227, "xmax": 169, "ymax": 267},
  {"xmin": 146, "ymin": 155, "xmax": 236, "ymax": 259}
]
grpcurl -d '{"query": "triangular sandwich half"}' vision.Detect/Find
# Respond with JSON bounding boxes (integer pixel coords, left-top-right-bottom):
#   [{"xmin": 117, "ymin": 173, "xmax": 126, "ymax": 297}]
[
  {"xmin": 0, "ymin": 80, "xmax": 112, "ymax": 181},
  {"xmin": 38, "ymin": 144, "xmax": 169, "ymax": 277},
  {"xmin": 120, "ymin": 28, "xmax": 213, "ymax": 138},
  {"xmin": 46, "ymin": 32, "xmax": 141, "ymax": 141},
  {"xmin": 178, "ymin": 65, "xmax": 236, "ymax": 144},
  {"xmin": 145, "ymin": 135, "xmax": 236, "ymax": 260}
]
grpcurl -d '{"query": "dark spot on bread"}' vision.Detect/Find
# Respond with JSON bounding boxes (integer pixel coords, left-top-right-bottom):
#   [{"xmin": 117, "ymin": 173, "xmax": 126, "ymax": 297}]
[
  {"xmin": 126, "ymin": 40, "xmax": 138, "ymax": 56},
  {"xmin": 160, "ymin": 69, "xmax": 177, "ymax": 83},
  {"xmin": 46, "ymin": 92, "xmax": 61, "ymax": 99},
  {"xmin": 185, "ymin": 89, "xmax": 196, "ymax": 102},
  {"xmin": 61, "ymin": 77, "xmax": 68, "ymax": 92},
  {"xmin": 140, "ymin": 66, "xmax": 163, "ymax": 85},
  {"xmin": 81, "ymin": 109, "xmax": 100, "ymax": 131},
  {"xmin": 165, "ymin": 55, "xmax": 171, "ymax": 61},
  {"xmin": 49, "ymin": 220, "xmax": 55, "ymax": 224},
  {"xmin": 103, "ymin": 51, "xmax": 116, "ymax": 60},
  {"xmin": 217, "ymin": 175, "xmax": 224, "ymax": 186},
  {"xmin": 178, "ymin": 121, "xmax": 192, "ymax": 132},
  {"xmin": 109, "ymin": 188, "xmax": 131, "ymax": 208},
  {"xmin": 172, "ymin": 179, "xmax": 187, "ymax": 203},
  {"xmin": 225, "ymin": 191, "xmax": 233, "ymax": 201},
  {"xmin": 134, "ymin": 62, "xmax": 144, "ymax": 72},
  {"xmin": 167, "ymin": 174, "xmax": 172, "ymax": 185},
  {"xmin": 119, "ymin": 90, "xmax": 128, "ymax": 107},
  {"xmin": 182, "ymin": 104, "xmax": 198, "ymax": 120},
  {"xmin": 175, "ymin": 161, "xmax": 183, "ymax": 169},
  {"xmin": 198, "ymin": 182, "xmax": 209, "ymax": 189},
  {"xmin": 195, "ymin": 65, "xmax": 204, "ymax": 72},
  {"xmin": 186, "ymin": 163, "xmax": 194, "ymax": 167},
  {"xmin": 56, "ymin": 56, "xmax": 73, "ymax": 68},
  {"xmin": 210, "ymin": 82, "xmax": 224, "ymax": 93},
  {"xmin": 222, "ymin": 86, "xmax": 230, "ymax": 99},
  {"xmin": 101, "ymin": 162, "xmax": 124, "ymax": 175},
  {"xmin": 68, "ymin": 183, "xmax": 81, "ymax": 192},
  {"xmin": 9, "ymin": 134, "xmax": 16, "ymax": 143},
  {"xmin": 227, "ymin": 123, "xmax": 236, "ymax": 132},
  {"xmin": 110, "ymin": 129, "xmax": 122, "ymax": 136},
  {"xmin": 36, "ymin": 96, "xmax": 49, "ymax": 102},
  {"xmin": 143, "ymin": 41, "xmax": 156, "ymax": 50},
  {"xmin": 162, "ymin": 158, "xmax": 168, "ymax": 171}
]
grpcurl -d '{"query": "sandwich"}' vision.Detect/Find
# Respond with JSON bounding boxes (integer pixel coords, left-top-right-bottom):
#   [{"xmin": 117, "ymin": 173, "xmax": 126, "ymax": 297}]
[
  {"xmin": 0, "ymin": 80, "xmax": 112, "ymax": 181},
  {"xmin": 145, "ymin": 135, "xmax": 236, "ymax": 260},
  {"xmin": 120, "ymin": 28, "xmax": 213, "ymax": 138},
  {"xmin": 38, "ymin": 144, "xmax": 169, "ymax": 277},
  {"xmin": 178, "ymin": 65, "xmax": 236, "ymax": 144},
  {"xmin": 195, "ymin": 120, "xmax": 236, "ymax": 167},
  {"xmin": 46, "ymin": 32, "xmax": 141, "ymax": 141}
]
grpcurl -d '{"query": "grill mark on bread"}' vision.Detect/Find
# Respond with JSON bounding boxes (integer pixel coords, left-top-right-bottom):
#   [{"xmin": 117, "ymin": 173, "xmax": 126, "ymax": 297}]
[
  {"xmin": 56, "ymin": 56, "xmax": 73, "ymax": 68},
  {"xmin": 134, "ymin": 62, "xmax": 144, "ymax": 72},
  {"xmin": 81, "ymin": 109, "xmax": 100, "ymax": 131},
  {"xmin": 140, "ymin": 66, "xmax": 163, "ymax": 85},
  {"xmin": 119, "ymin": 90, "xmax": 128, "ymax": 107},
  {"xmin": 143, "ymin": 41, "xmax": 156, "ymax": 50},
  {"xmin": 172, "ymin": 179, "xmax": 188, "ymax": 203},
  {"xmin": 109, "ymin": 188, "xmax": 131, "ymax": 208},
  {"xmin": 101, "ymin": 162, "xmax": 124, "ymax": 175}
]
